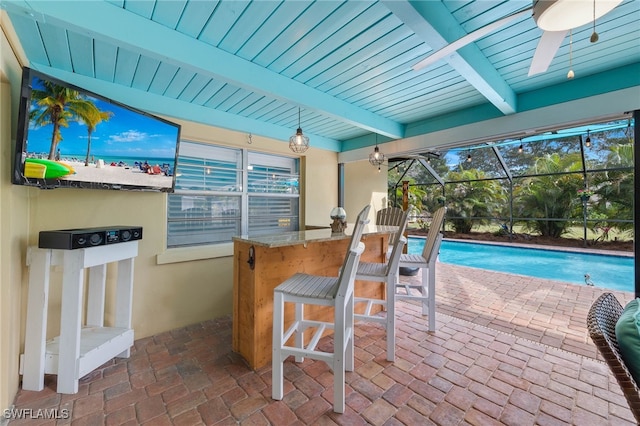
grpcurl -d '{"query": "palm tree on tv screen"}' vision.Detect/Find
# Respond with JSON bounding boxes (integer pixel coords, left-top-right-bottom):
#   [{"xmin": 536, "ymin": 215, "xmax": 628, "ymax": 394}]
[
  {"xmin": 29, "ymin": 79, "xmax": 110, "ymax": 160},
  {"xmin": 78, "ymin": 104, "xmax": 113, "ymax": 166}
]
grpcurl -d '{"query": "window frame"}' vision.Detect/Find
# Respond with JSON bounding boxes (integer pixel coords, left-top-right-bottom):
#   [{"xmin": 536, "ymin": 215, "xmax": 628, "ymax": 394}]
[{"xmin": 167, "ymin": 141, "xmax": 300, "ymax": 250}]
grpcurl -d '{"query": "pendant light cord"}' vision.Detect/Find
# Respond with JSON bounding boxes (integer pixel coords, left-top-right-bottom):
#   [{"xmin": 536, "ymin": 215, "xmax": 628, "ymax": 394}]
[{"xmin": 590, "ymin": 0, "xmax": 599, "ymax": 43}]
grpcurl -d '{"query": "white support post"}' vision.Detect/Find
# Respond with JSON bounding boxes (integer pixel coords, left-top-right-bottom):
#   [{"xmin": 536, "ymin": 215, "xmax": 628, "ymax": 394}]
[
  {"xmin": 57, "ymin": 250, "xmax": 85, "ymax": 394},
  {"xmin": 86, "ymin": 264, "xmax": 107, "ymax": 327},
  {"xmin": 115, "ymin": 257, "xmax": 134, "ymax": 357},
  {"xmin": 21, "ymin": 248, "xmax": 51, "ymax": 391}
]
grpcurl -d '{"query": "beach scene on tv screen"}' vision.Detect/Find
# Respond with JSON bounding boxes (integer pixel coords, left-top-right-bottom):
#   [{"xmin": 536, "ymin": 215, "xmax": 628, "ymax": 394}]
[{"xmin": 23, "ymin": 75, "xmax": 179, "ymax": 189}]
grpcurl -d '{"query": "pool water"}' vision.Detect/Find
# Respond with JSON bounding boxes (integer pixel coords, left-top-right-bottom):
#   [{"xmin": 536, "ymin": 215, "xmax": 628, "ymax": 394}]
[{"xmin": 408, "ymin": 238, "xmax": 634, "ymax": 293}]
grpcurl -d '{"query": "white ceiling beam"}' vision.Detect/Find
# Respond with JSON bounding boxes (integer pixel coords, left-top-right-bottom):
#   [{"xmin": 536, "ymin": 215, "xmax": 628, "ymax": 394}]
[
  {"xmin": 383, "ymin": 0, "xmax": 518, "ymax": 115},
  {"xmin": 5, "ymin": 0, "xmax": 405, "ymax": 140}
]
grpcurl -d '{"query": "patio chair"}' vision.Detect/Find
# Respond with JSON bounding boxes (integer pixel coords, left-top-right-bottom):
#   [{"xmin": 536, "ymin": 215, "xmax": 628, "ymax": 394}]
[
  {"xmin": 376, "ymin": 206, "xmax": 405, "ymax": 262},
  {"xmin": 376, "ymin": 207, "xmax": 405, "ymax": 242},
  {"xmin": 587, "ymin": 292, "xmax": 640, "ymax": 423},
  {"xmin": 354, "ymin": 209, "xmax": 410, "ymax": 361},
  {"xmin": 396, "ymin": 206, "xmax": 446, "ymax": 331},
  {"xmin": 272, "ymin": 205, "xmax": 370, "ymax": 413}
]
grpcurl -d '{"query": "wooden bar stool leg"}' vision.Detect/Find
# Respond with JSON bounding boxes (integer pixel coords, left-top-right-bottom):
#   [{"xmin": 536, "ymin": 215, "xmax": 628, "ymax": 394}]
[
  {"xmin": 333, "ymin": 304, "xmax": 346, "ymax": 413},
  {"xmin": 295, "ymin": 303, "xmax": 304, "ymax": 363},
  {"xmin": 386, "ymin": 275, "xmax": 396, "ymax": 361},
  {"xmin": 345, "ymin": 296, "xmax": 354, "ymax": 372},
  {"xmin": 272, "ymin": 292, "xmax": 284, "ymax": 401},
  {"xmin": 427, "ymin": 261, "xmax": 436, "ymax": 331},
  {"xmin": 421, "ymin": 268, "xmax": 429, "ymax": 316}
]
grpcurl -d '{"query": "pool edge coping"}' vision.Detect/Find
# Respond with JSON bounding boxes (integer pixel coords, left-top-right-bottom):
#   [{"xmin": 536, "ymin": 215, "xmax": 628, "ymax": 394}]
[{"xmin": 407, "ymin": 235, "xmax": 634, "ymax": 258}]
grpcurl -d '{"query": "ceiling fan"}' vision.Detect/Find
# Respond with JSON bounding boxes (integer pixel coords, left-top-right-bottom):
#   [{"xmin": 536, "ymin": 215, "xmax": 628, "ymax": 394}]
[{"xmin": 412, "ymin": 0, "xmax": 624, "ymax": 77}]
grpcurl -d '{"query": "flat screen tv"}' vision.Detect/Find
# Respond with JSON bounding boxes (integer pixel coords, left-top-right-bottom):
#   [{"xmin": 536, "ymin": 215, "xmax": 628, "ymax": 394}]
[{"xmin": 13, "ymin": 67, "xmax": 181, "ymax": 192}]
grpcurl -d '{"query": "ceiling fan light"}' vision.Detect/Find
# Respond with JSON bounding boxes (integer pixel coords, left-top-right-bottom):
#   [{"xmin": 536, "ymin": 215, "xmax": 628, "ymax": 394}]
[{"xmin": 533, "ymin": 0, "xmax": 622, "ymax": 32}]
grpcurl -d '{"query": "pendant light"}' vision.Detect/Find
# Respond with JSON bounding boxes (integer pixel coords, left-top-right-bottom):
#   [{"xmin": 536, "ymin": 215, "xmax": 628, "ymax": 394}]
[
  {"xmin": 567, "ymin": 29, "xmax": 574, "ymax": 79},
  {"xmin": 368, "ymin": 135, "xmax": 385, "ymax": 172},
  {"xmin": 289, "ymin": 107, "xmax": 309, "ymax": 153},
  {"xmin": 585, "ymin": 129, "xmax": 592, "ymax": 147},
  {"xmin": 590, "ymin": 0, "xmax": 600, "ymax": 43}
]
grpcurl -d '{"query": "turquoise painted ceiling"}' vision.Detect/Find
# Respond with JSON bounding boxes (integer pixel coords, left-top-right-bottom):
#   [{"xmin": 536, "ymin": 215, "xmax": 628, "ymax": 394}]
[{"xmin": 3, "ymin": 0, "xmax": 640, "ymax": 152}]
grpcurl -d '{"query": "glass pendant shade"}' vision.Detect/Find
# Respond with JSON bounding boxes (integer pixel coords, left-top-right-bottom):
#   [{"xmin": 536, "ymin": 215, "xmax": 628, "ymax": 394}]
[
  {"xmin": 330, "ymin": 207, "xmax": 347, "ymax": 220},
  {"xmin": 289, "ymin": 128, "xmax": 309, "ymax": 153},
  {"xmin": 369, "ymin": 145, "xmax": 385, "ymax": 168},
  {"xmin": 289, "ymin": 108, "xmax": 309, "ymax": 153}
]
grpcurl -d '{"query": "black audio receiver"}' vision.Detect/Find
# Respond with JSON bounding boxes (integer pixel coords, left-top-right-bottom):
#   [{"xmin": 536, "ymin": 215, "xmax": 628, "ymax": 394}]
[{"xmin": 38, "ymin": 226, "xmax": 143, "ymax": 250}]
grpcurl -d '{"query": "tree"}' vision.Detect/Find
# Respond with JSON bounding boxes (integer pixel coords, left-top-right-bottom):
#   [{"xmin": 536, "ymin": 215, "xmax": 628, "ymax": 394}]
[
  {"xmin": 79, "ymin": 104, "xmax": 113, "ymax": 166},
  {"xmin": 514, "ymin": 153, "xmax": 584, "ymax": 237},
  {"xmin": 444, "ymin": 168, "xmax": 507, "ymax": 233},
  {"xmin": 591, "ymin": 142, "xmax": 634, "ymax": 232},
  {"xmin": 29, "ymin": 79, "xmax": 105, "ymax": 160}
]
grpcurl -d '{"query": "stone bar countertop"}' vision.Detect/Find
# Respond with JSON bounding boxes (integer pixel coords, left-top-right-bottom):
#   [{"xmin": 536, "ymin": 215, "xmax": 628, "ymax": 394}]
[{"xmin": 232, "ymin": 224, "xmax": 398, "ymax": 248}]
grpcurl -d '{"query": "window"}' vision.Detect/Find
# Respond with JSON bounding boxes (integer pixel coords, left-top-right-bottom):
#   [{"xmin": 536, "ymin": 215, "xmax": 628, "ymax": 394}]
[{"xmin": 167, "ymin": 142, "xmax": 300, "ymax": 248}]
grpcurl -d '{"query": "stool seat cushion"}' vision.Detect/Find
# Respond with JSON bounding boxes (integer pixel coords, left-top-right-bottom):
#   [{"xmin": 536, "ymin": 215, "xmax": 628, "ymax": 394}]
[{"xmin": 616, "ymin": 298, "xmax": 640, "ymax": 384}]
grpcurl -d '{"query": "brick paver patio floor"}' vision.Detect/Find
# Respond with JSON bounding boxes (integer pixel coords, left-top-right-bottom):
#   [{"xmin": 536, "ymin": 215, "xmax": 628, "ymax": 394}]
[{"xmin": 9, "ymin": 262, "xmax": 637, "ymax": 425}]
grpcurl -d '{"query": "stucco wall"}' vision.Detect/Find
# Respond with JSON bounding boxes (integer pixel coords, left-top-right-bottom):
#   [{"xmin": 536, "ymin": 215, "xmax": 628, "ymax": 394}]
[
  {"xmin": 1, "ymin": 17, "xmax": 31, "ymax": 414},
  {"xmin": 344, "ymin": 159, "xmax": 389, "ymax": 224}
]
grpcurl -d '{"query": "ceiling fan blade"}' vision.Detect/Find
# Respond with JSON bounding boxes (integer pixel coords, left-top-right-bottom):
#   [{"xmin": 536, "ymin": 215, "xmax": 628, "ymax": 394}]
[
  {"xmin": 528, "ymin": 30, "xmax": 568, "ymax": 76},
  {"xmin": 412, "ymin": 7, "xmax": 532, "ymax": 71}
]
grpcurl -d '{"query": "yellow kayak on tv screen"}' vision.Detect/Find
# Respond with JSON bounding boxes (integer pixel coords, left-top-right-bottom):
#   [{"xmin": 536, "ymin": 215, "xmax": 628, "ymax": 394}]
[{"xmin": 24, "ymin": 158, "xmax": 75, "ymax": 179}]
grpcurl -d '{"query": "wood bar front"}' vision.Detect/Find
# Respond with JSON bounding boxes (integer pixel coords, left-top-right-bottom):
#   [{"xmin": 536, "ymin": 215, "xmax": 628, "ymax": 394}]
[{"xmin": 232, "ymin": 227, "xmax": 393, "ymax": 370}]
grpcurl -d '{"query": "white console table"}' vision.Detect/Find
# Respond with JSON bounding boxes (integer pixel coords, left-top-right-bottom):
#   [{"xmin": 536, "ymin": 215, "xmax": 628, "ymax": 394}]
[{"xmin": 21, "ymin": 241, "xmax": 138, "ymax": 394}]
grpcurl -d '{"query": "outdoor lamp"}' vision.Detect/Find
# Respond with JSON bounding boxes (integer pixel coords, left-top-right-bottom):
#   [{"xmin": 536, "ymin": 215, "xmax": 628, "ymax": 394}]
[
  {"xmin": 289, "ymin": 107, "xmax": 309, "ymax": 153},
  {"xmin": 330, "ymin": 207, "xmax": 347, "ymax": 234}
]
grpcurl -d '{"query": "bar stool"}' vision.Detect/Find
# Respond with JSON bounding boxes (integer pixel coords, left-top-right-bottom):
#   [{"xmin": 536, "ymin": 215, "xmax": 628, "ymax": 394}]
[
  {"xmin": 354, "ymin": 209, "xmax": 409, "ymax": 361},
  {"xmin": 397, "ymin": 206, "xmax": 446, "ymax": 331},
  {"xmin": 376, "ymin": 206, "xmax": 405, "ymax": 260},
  {"xmin": 271, "ymin": 205, "xmax": 370, "ymax": 413}
]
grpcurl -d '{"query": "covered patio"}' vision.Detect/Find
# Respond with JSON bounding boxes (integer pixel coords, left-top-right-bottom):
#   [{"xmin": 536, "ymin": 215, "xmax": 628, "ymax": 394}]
[{"xmin": 9, "ymin": 261, "xmax": 635, "ymax": 425}]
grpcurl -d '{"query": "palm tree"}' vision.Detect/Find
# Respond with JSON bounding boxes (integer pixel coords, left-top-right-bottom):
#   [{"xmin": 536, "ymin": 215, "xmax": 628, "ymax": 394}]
[
  {"xmin": 78, "ymin": 104, "xmax": 112, "ymax": 166},
  {"xmin": 444, "ymin": 168, "xmax": 507, "ymax": 233},
  {"xmin": 29, "ymin": 79, "xmax": 103, "ymax": 159},
  {"xmin": 591, "ymin": 143, "xmax": 634, "ymax": 233},
  {"xmin": 514, "ymin": 153, "xmax": 584, "ymax": 238}
]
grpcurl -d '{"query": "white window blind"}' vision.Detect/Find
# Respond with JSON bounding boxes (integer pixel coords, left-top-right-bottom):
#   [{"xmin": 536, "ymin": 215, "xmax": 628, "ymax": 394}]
[{"xmin": 168, "ymin": 142, "xmax": 299, "ymax": 248}]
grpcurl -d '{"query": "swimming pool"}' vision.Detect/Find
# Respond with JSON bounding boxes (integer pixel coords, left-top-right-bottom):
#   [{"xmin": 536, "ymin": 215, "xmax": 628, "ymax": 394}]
[{"xmin": 408, "ymin": 238, "xmax": 634, "ymax": 292}]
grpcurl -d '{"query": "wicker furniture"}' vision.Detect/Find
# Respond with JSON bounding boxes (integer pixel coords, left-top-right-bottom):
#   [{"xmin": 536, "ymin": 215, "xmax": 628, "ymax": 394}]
[{"xmin": 587, "ymin": 292, "xmax": 640, "ymax": 423}]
